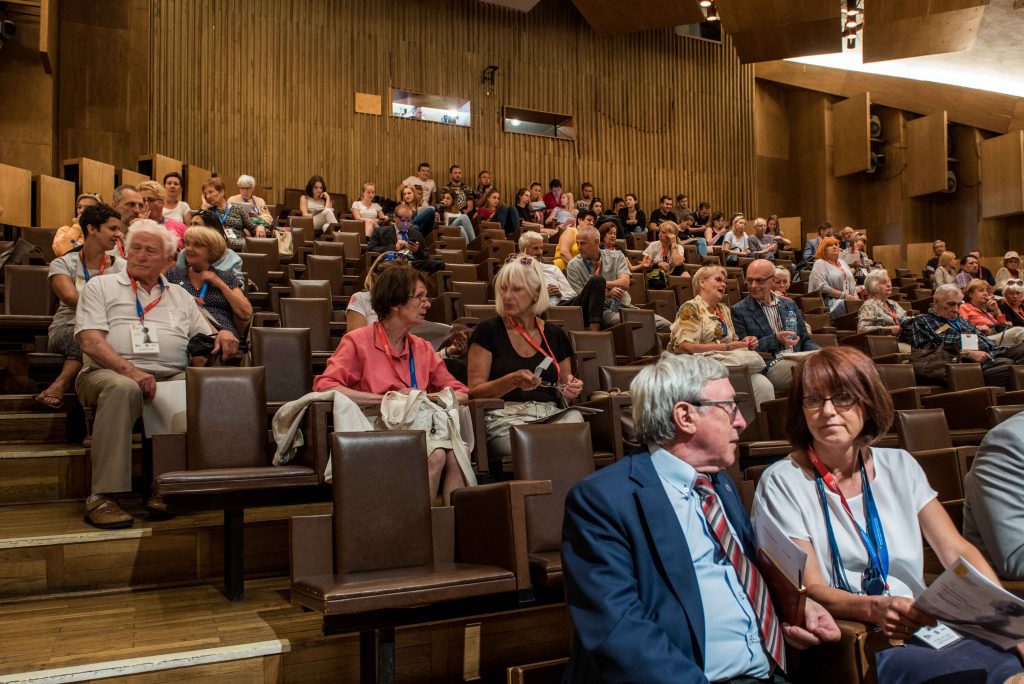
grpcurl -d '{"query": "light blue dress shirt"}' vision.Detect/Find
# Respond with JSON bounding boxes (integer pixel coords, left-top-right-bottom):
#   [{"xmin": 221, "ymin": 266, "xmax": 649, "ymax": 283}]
[{"xmin": 649, "ymin": 447, "xmax": 771, "ymax": 682}]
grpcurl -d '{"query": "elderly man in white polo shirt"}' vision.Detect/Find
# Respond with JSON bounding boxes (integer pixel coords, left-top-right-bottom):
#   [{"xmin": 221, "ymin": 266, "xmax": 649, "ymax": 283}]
[{"xmin": 75, "ymin": 220, "xmax": 239, "ymax": 529}]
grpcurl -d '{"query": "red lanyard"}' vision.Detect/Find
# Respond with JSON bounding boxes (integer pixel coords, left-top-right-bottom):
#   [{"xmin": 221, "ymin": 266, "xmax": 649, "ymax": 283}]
[
  {"xmin": 586, "ymin": 257, "xmax": 602, "ymax": 277},
  {"xmin": 884, "ymin": 301, "xmax": 901, "ymax": 325},
  {"xmin": 130, "ymin": 276, "xmax": 164, "ymax": 322},
  {"xmin": 807, "ymin": 447, "xmax": 870, "ymax": 534},
  {"xmin": 376, "ymin": 323, "xmax": 417, "ymax": 389},
  {"xmin": 116, "ymin": 239, "xmax": 125, "ymax": 258},
  {"xmin": 511, "ymin": 318, "xmax": 560, "ymax": 384}
]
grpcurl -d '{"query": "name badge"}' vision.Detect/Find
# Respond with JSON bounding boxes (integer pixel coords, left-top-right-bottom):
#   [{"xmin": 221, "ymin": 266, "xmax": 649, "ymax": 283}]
[
  {"xmin": 914, "ymin": 623, "xmax": 962, "ymax": 650},
  {"xmin": 130, "ymin": 323, "xmax": 160, "ymax": 354},
  {"xmin": 935, "ymin": 324, "xmax": 951, "ymax": 334},
  {"xmin": 224, "ymin": 228, "xmax": 238, "ymax": 239},
  {"xmin": 960, "ymin": 333, "xmax": 979, "ymax": 351}
]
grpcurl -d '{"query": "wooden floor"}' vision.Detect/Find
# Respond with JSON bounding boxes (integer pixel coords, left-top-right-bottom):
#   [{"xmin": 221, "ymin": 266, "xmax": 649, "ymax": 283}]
[{"xmin": 0, "ymin": 578, "xmax": 572, "ymax": 683}]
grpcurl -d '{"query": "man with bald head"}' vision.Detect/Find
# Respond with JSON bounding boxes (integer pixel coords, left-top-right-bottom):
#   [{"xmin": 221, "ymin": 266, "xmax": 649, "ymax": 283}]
[{"xmin": 731, "ymin": 259, "xmax": 819, "ymax": 393}]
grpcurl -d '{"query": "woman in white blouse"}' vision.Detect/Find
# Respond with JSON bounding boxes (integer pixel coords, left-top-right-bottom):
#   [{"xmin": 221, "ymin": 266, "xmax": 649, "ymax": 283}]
[
  {"xmin": 753, "ymin": 347, "xmax": 1023, "ymax": 683},
  {"xmin": 299, "ymin": 175, "xmax": 339, "ymax": 236},
  {"xmin": 161, "ymin": 172, "xmax": 192, "ymax": 224},
  {"xmin": 349, "ymin": 182, "xmax": 386, "ymax": 237}
]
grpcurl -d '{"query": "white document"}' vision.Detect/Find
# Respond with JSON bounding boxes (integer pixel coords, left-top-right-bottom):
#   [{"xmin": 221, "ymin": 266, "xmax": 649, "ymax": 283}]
[
  {"xmin": 142, "ymin": 379, "xmax": 187, "ymax": 437},
  {"xmin": 913, "ymin": 557, "xmax": 1024, "ymax": 650},
  {"xmin": 754, "ymin": 511, "xmax": 807, "ymax": 588}
]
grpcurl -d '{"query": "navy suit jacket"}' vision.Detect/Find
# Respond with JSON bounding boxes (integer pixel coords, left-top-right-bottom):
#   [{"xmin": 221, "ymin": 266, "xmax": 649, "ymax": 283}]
[
  {"xmin": 731, "ymin": 295, "xmax": 819, "ymax": 356},
  {"xmin": 561, "ymin": 453, "xmax": 755, "ymax": 684}
]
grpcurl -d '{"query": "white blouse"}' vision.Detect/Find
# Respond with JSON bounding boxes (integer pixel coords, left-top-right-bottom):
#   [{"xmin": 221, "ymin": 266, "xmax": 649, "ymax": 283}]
[{"xmin": 752, "ymin": 448, "xmax": 937, "ymax": 598}]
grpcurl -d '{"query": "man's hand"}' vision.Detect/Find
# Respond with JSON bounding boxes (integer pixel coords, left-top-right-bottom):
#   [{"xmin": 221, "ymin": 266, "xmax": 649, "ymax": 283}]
[
  {"xmin": 776, "ymin": 331, "xmax": 799, "ymax": 348},
  {"xmin": 962, "ymin": 349, "xmax": 990, "ymax": 363},
  {"xmin": 742, "ymin": 335, "xmax": 759, "ymax": 350},
  {"xmin": 608, "ymin": 286, "xmax": 625, "ymax": 300},
  {"xmin": 782, "ymin": 598, "xmax": 842, "ymax": 650},
  {"xmin": 547, "ymin": 284, "xmax": 561, "ymax": 297},
  {"xmin": 127, "ymin": 366, "xmax": 157, "ymax": 400},
  {"xmin": 211, "ymin": 330, "xmax": 240, "ymax": 360},
  {"xmin": 395, "ymin": 239, "xmax": 409, "ymax": 251}
]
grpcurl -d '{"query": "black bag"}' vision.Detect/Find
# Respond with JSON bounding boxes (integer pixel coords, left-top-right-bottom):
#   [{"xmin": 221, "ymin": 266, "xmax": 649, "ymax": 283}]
[{"xmin": 645, "ymin": 268, "xmax": 667, "ymax": 290}]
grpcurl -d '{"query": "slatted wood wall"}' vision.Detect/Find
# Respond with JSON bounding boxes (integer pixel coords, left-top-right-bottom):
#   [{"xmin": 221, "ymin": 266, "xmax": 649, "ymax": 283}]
[{"xmin": 149, "ymin": 0, "xmax": 755, "ymax": 213}]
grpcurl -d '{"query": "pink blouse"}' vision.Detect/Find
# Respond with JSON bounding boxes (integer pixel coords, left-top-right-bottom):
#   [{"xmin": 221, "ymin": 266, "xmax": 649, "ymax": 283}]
[
  {"xmin": 958, "ymin": 302, "xmax": 1006, "ymax": 330},
  {"xmin": 313, "ymin": 323, "xmax": 468, "ymax": 395}
]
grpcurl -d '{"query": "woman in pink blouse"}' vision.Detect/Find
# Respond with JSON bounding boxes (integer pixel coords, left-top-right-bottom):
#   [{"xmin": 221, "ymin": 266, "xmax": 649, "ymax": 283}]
[
  {"xmin": 313, "ymin": 265, "xmax": 470, "ymax": 502},
  {"xmin": 959, "ymin": 278, "xmax": 1024, "ymax": 346}
]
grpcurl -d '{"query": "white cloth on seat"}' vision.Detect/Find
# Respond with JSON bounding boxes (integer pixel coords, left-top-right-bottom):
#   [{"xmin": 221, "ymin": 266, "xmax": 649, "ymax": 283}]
[{"xmin": 271, "ymin": 389, "xmax": 372, "ymax": 482}]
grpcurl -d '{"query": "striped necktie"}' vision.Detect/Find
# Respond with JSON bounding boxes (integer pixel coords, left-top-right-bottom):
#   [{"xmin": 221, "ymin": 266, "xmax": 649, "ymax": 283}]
[{"xmin": 693, "ymin": 474, "xmax": 786, "ymax": 671}]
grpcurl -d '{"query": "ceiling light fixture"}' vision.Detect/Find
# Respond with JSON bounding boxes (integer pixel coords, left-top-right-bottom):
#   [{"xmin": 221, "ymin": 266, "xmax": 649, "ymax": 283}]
[
  {"xmin": 706, "ymin": 5, "xmax": 719, "ymax": 21},
  {"xmin": 699, "ymin": 0, "xmax": 712, "ymax": 7}
]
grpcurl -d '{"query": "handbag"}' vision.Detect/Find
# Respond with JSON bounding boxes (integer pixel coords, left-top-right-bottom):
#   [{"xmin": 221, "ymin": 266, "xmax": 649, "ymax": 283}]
[
  {"xmin": 274, "ymin": 228, "xmax": 294, "ymax": 257},
  {"xmin": 701, "ymin": 348, "xmax": 767, "ymax": 373},
  {"xmin": 645, "ymin": 268, "xmax": 667, "ymax": 290}
]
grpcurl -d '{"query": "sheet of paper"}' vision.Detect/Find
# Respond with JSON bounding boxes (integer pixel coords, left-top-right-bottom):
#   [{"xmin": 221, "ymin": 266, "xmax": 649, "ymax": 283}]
[
  {"xmin": 754, "ymin": 511, "xmax": 807, "ymax": 588},
  {"xmin": 914, "ymin": 557, "xmax": 1024, "ymax": 650},
  {"xmin": 142, "ymin": 379, "xmax": 187, "ymax": 437}
]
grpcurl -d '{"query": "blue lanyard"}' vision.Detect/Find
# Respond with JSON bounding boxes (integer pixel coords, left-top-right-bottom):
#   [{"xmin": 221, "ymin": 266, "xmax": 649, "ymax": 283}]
[
  {"xmin": 81, "ymin": 255, "xmax": 107, "ymax": 282},
  {"xmin": 197, "ymin": 281, "xmax": 209, "ymax": 301},
  {"xmin": 812, "ymin": 456, "xmax": 889, "ymax": 596},
  {"xmin": 214, "ymin": 206, "xmax": 229, "ymax": 225},
  {"xmin": 408, "ymin": 351, "xmax": 417, "ymax": 390},
  {"xmin": 131, "ymin": 278, "xmax": 165, "ymax": 322}
]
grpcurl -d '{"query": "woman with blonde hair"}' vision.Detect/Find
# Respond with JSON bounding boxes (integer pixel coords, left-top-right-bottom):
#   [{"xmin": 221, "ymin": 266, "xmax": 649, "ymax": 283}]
[
  {"xmin": 932, "ymin": 251, "xmax": 958, "ymax": 289},
  {"xmin": 395, "ymin": 182, "xmax": 436, "ymax": 237},
  {"xmin": 52, "ymin": 193, "xmax": 103, "ymax": 257},
  {"xmin": 466, "ymin": 254, "xmax": 584, "ymax": 469},
  {"xmin": 721, "ymin": 213, "xmax": 750, "ymax": 266}
]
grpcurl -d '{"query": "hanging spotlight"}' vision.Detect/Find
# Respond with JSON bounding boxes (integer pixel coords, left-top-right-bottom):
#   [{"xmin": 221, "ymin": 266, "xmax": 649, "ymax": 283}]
[
  {"xmin": 706, "ymin": 5, "xmax": 720, "ymax": 21},
  {"xmin": 699, "ymin": 0, "xmax": 712, "ymax": 7}
]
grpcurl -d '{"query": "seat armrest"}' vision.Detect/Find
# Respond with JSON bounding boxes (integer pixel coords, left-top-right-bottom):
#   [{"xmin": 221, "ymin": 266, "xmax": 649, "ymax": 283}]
[
  {"xmin": 580, "ymin": 394, "xmax": 630, "ymax": 462},
  {"xmin": 464, "ymin": 398, "xmax": 504, "ymax": 475},
  {"xmin": 289, "ymin": 513, "xmax": 333, "ymax": 583},
  {"xmin": 922, "ymin": 386, "xmax": 1006, "ymax": 430},
  {"xmin": 889, "ymin": 387, "xmax": 928, "ymax": 411},
  {"xmin": 252, "ymin": 312, "xmax": 281, "ymax": 327},
  {"xmin": 151, "ymin": 433, "xmax": 187, "ymax": 483},
  {"xmin": 451, "ymin": 479, "xmax": 552, "ymax": 599},
  {"xmin": 431, "ymin": 506, "xmax": 455, "ymax": 564},
  {"xmin": 295, "ymin": 400, "xmax": 332, "ymax": 479}
]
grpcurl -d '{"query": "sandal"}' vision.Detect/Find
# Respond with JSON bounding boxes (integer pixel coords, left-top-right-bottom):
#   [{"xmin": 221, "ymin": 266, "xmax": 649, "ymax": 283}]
[{"xmin": 34, "ymin": 393, "xmax": 64, "ymax": 410}]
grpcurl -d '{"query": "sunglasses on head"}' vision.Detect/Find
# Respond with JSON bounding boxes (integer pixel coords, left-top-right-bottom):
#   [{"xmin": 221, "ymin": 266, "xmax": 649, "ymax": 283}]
[
  {"xmin": 381, "ymin": 251, "xmax": 409, "ymax": 263},
  {"xmin": 1007, "ymin": 279, "xmax": 1024, "ymax": 287},
  {"xmin": 506, "ymin": 254, "xmax": 536, "ymax": 266}
]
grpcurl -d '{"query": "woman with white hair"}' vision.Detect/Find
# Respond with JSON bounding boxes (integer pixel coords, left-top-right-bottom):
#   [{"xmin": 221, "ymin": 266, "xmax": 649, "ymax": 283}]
[
  {"xmin": 227, "ymin": 175, "xmax": 273, "ymax": 227},
  {"xmin": 467, "ymin": 254, "xmax": 585, "ymax": 469},
  {"xmin": 857, "ymin": 269, "xmax": 912, "ymax": 353},
  {"xmin": 998, "ymin": 278, "xmax": 1024, "ymax": 327}
]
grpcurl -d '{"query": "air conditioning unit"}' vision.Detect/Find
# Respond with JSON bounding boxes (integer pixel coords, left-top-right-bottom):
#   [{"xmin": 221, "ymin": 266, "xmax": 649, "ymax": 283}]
[
  {"xmin": 869, "ymin": 114, "xmax": 882, "ymax": 139},
  {"xmin": 867, "ymin": 151, "xmax": 886, "ymax": 174},
  {"xmin": 944, "ymin": 169, "xmax": 957, "ymax": 194}
]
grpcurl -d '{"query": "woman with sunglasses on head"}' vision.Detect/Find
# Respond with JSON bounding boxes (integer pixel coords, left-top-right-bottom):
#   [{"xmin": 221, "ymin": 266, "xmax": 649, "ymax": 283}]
[
  {"xmin": 999, "ymin": 279, "xmax": 1024, "ymax": 327},
  {"xmin": 960, "ymin": 278, "xmax": 1024, "ymax": 347},
  {"xmin": 753, "ymin": 347, "xmax": 1024, "ymax": 684},
  {"xmin": 996, "ymin": 252, "xmax": 1022, "ymax": 293},
  {"xmin": 466, "ymin": 255, "xmax": 584, "ymax": 471},
  {"xmin": 313, "ymin": 264, "xmax": 473, "ymax": 504}
]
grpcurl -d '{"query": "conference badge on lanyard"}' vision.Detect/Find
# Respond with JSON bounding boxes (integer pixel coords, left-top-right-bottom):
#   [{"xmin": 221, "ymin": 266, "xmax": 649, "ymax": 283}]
[{"xmin": 130, "ymin": 277, "xmax": 163, "ymax": 355}]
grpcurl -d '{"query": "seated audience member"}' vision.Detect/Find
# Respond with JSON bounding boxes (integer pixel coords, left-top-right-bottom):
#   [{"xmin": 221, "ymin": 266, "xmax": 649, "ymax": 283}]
[
  {"xmin": 721, "ymin": 213, "xmax": 751, "ymax": 266},
  {"xmin": 970, "ymin": 249, "xmax": 997, "ymax": 287},
  {"xmin": 996, "ymin": 251, "xmax": 1022, "ymax": 293},
  {"xmin": 960, "ymin": 278, "xmax": 1024, "ymax": 346},
  {"xmin": 139, "ymin": 181, "xmax": 187, "ymax": 250},
  {"xmin": 766, "ymin": 214, "xmax": 793, "ymax": 249},
  {"xmin": 476, "ymin": 188, "xmax": 520, "ymax": 236},
  {"xmin": 591, "ymin": 198, "xmax": 623, "ymax": 236},
  {"xmin": 561, "ymin": 353, "xmax": 840, "ymax": 683},
  {"xmin": 617, "ymin": 193, "xmax": 646, "ymax": 236},
  {"xmin": 704, "ymin": 211, "xmax": 728, "ymax": 247},
  {"xmin": 202, "ymin": 176, "xmax": 261, "ymax": 252},
  {"xmin": 75, "ymin": 221, "xmax": 239, "ymax": 528},
  {"xmin": 809, "ymin": 237, "xmax": 859, "ymax": 318},
  {"xmin": 53, "ymin": 193, "xmax": 103, "ymax": 257},
  {"xmin": 395, "ymin": 182, "xmax": 436, "ymax": 237},
  {"xmin": 545, "ymin": 192, "xmax": 578, "ymax": 231},
  {"xmin": 576, "ymin": 182, "xmax": 595, "ymax": 211},
  {"xmin": 964, "ymin": 412, "xmax": 1024, "ymax": 582},
  {"xmin": 902, "ymin": 284, "xmax": 1024, "ymax": 387},
  {"xmin": 672, "ymin": 193, "xmax": 692, "ymax": 221},
  {"xmin": 300, "ymin": 175, "xmax": 339, "ymax": 236},
  {"xmin": 837, "ymin": 225, "xmax": 855, "ymax": 250},
  {"xmin": 366, "ymin": 204, "xmax": 444, "ymax": 274},
  {"xmin": 520, "ymin": 231, "xmax": 605, "ymax": 330},
  {"xmin": 442, "ymin": 165, "xmax": 474, "ymax": 215},
  {"xmin": 600, "ymin": 221, "xmax": 623, "ymax": 253},
  {"xmin": 641, "ymin": 221, "xmax": 685, "ymax": 279},
  {"xmin": 472, "ymin": 169, "xmax": 492, "ymax": 207},
  {"xmin": 466, "ymin": 255, "xmax": 584, "ymax": 468},
  {"xmin": 401, "ymin": 162, "xmax": 436, "ymax": 207},
  {"xmin": 932, "ymin": 250, "xmax": 959, "ymax": 289},
  {"xmin": 647, "ymin": 195, "xmax": 676, "ymax": 233},
  {"xmin": 165, "ymin": 227, "xmax": 252, "ymax": 342},
  {"xmin": 857, "ymin": 270, "xmax": 912, "ymax": 352},
  {"xmin": 670, "ymin": 266, "xmax": 773, "ymax": 408},
  {"xmin": 999, "ymin": 278, "xmax": 1024, "ymax": 327},
  {"xmin": 514, "ymin": 187, "xmax": 535, "ymax": 224},
  {"xmin": 438, "ymin": 190, "xmax": 475, "ymax": 242},
  {"xmin": 924, "ymin": 240, "xmax": 945, "ymax": 279},
  {"xmin": 109, "ymin": 185, "xmax": 144, "ymax": 255},
  {"xmin": 525, "ymin": 181, "xmax": 546, "ymax": 219},
  {"xmin": 37, "ymin": 204, "xmax": 126, "ymax": 409},
  {"xmin": 542, "ymin": 178, "xmax": 564, "ymax": 211},
  {"xmin": 676, "ymin": 213, "xmax": 709, "ymax": 258},
  {"xmin": 311, "ymin": 265, "xmax": 472, "ymax": 503},
  {"xmin": 802, "ymin": 222, "xmax": 833, "ymax": 266},
  {"xmin": 746, "ymin": 217, "xmax": 780, "ymax": 261},
  {"xmin": 840, "ymin": 233, "xmax": 875, "ymax": 282},
  {"xmin": 955, "ymin": 253, "xmax": 982, "ymax": 289},
  {"xmin": 773, "ymin": 266, "xmax": 792, "ymax": 297},
  {"xmin": 753, "ymin": 347, "xmax": 1024, "ymax": 684},
  {"xmin": 691, "ymin": 200, "xmax": 711, "ymax": 228},
  {"xmin": 732, "ymin": 259, "xmax": 819, "ymax": 393},
  {"xmin": 178, "ymin": 209, "xmax": 243, "ymax": 276},
  {"xmin": 227, "ymin": 175, "xmax": 273, "ymax": 227},
  {"xmin": 161, "ymin": 172, "xmax": 192, "ymax": 225},
  {"xmin": 349, "ymin": 182, "xmax": 386, "ymax": 237},
  {"xmin": 552, "ymin": 211, "xmax": 586, "ymax": 271}
]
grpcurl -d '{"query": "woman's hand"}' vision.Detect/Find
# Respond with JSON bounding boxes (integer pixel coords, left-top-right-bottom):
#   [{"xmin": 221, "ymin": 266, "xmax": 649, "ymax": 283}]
[
  {"xmin": 845, "ymin": 294, "xmax": 860, "ymax": 302},
  {"xmin": 200, "ymin": 270, "xmax": 226, "ymax": 290},
  {"xmin": 657, "ymin": 260, "xmax": 671, "ymax": 272},
  {"xmin": 560, "ymin": 374, "xmax": 583, "ymax": 401},
  {"xmin": 320, "ymin": 192, "xmax": 329, "ymax": 201},
  {"xmin": 742, "ymin": 335, "xmax": 758, "ymax": 350},
  {"xmin": 446, "ymin": 329, "xmax": 468, "ymax": 356},
  {"xmin": 507, "ymin": 369, "xmax": 541, "ymax": 391},
  {"xmin": 870, "ymin": 596, "xmax": 935, "ymax": 640},
  {"xmin": 641, "ymin": 255, "xmax": 652, "ymax": 269},
  {"xmin": 726, "ymin": 340, "xmax": 747, "ymax": 351},
  {"xmin": 211, "ymin": 330, "xmax": 240, "ymax": 361},
  {"xmin": 255, "ymin": 226, "xmax": 267, "ymax": 238},
  {"xmin": 889, "ymin": 324, "xmax": 902, "ymax": 335}
]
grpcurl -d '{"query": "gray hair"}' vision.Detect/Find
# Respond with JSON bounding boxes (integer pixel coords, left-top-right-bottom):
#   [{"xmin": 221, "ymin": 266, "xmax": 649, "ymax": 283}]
[
  {"xmin": 631, "ymin": 353, "xmax": 729, "ymax": 447},
  {"xmin": 774, "ymin": 266, "xmax": 790, "ymax": 282},
  {"xmin": 518, "ymin": 231, "xmax": 544, "ymax": 252},
  {"xmin": 124, "ymin": 219, "xmax": 177, "ymax": 258},
  {"xmin": 863, "ymin": 269, "xmax": 890, "ymax": 296},
  {"xmin": 1005, "ymin": 282, "xmax": 1024, "ymax": 297},
  {"xmin": 237, "ymin": 174, "xmax": 256, "ymax": 188},
  {"xmin": 576, "ymin": 225, "xmax": 599, "ymax": 244},
  {"xmin": 112, "ymin": 184, "xmax": 139, "ymax": 206},
  {"xmin": 934, "ymin": 283, "xmax": 961, "ymax": 301}
]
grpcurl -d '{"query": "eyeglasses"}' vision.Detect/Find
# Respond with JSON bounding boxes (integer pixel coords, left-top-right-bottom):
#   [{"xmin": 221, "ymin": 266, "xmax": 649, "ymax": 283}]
[
  {"xmin": 690, "ymin": 399, "xmax": 740, "ymax": 421},
  {"xmin": 802, "ymin": 393, "xmax": 858, "ymax": 410},
  {"xmin": 380, "ymin": 252, "xmax": 409, "ymax": 262},
  {"xmin": 408, "ymin": 293, "xmax": 430, "ymax": 303},
  {"xmin": 142, "ymin": 197, "xmax": 162, "ymax": 204},
  {"xmin": 746, "ymin": 276, "xmax": 774, "ymax": 285}
]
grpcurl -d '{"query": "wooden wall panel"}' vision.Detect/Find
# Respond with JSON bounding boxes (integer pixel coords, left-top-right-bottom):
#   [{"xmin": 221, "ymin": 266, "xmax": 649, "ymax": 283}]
[
  {"xmin": 0, "ymin": 165, "xmax": 34, "ymax": 228},
  {"xmin": 32, "ymin": 174, "xmax": 76, "ymax": 228},
  {"xmin": 980, "ymin": 131, "xmax": 1024, "ymax": 218},
  {"xmin": 138, "ymin": 155, "xmax": 183, "ymax": 184},
  {"xmin": 149, "ymin": 0, "xmax": 755, "ymax": 217},
  {"xmin": 0, "ymin": 7, "xmax": 56, "ymax": 176},
  {"xmin": 906, "ymin": 112, "xmax": 949, "ymax": 197},
  {"xmin": 62, "ymin": 157, "xmax": 115, "ymax": 202},
  {"xmin": 118, "ymin": 169, "xmax": 149, "ymax": 187},
  {"xmin": 832, "ymin": 94, "xmax": 872, "ymax": 177}
]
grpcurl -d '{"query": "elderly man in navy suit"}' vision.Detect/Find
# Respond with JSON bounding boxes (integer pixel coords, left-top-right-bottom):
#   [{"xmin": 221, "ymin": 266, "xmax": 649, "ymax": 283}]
[
  {"xmin": 561, "ymin": 353, "xmax": 839, "ymax": 683},
  {"xmin": 731, "ymin": 259, "xmax": 819, "ymax": 394}
]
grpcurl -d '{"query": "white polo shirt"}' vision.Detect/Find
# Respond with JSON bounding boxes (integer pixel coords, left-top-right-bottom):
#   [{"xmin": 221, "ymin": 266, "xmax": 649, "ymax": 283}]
[{"xmin": 75, "ymin": 271, "xmax": 212, "ymax": 375}]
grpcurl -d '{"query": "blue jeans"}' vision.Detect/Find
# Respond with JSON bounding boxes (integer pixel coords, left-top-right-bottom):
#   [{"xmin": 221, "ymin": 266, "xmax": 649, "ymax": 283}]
[{"xmin": 414, "ymin": 207, "xmax": 436, "ymax": 237}]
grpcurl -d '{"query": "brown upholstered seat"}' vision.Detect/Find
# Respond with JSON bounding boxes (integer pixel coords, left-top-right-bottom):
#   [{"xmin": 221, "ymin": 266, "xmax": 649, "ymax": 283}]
[
  {"xmin": 920, "ymin": 386, "xmax": 1003, "ymax": 443},
  {"xmin": 250, "ymin": 327, "xmax": 312, "ymax": 405},
  {"xmin": 989, "ymin": 404, "xmax": 1024, "ymax": 427},
  {"xmin": 511, "ymin": 423, "xmax": 595, "ymax": 588}
]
